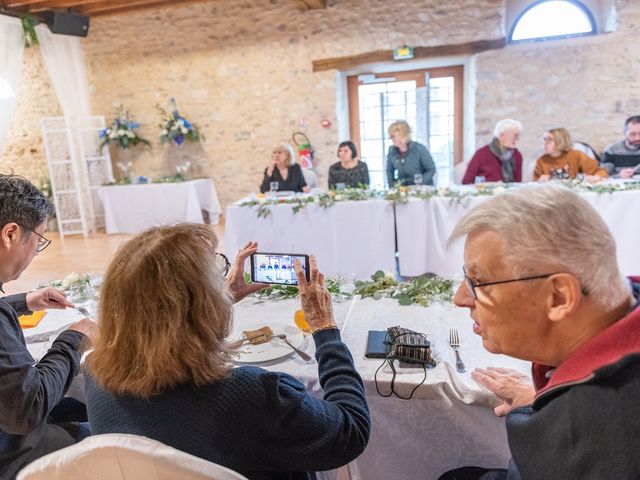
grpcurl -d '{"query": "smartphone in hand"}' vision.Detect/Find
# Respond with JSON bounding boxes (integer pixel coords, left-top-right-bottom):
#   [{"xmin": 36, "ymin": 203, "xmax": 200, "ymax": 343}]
[{"xmin": 250, "ymin": 252, "xmax": 310, "ymax": 285}]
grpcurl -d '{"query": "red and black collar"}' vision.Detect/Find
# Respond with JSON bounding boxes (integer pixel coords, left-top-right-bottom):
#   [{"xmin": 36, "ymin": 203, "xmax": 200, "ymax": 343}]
[{"xmin": 533, "ymin": 277, "xmax": 640, "ymax": 396}]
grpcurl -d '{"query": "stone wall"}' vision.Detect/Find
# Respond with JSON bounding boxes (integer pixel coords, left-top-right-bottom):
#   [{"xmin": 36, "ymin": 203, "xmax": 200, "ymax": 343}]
[{"xmin": 2, "ymin": 0, "xmax": 638, "ymax": 206}]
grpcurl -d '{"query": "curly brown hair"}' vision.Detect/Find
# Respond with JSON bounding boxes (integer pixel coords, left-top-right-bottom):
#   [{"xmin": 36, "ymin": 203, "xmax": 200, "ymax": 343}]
[{"xmin": 86, "ymin": 224, "xmax": 233, "ymax": 398}]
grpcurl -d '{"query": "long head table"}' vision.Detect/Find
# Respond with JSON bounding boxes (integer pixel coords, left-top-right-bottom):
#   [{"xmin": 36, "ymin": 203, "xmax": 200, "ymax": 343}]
[{"xmin": 225, "ymin": 184, "xmax": 640, "ymax": 280}]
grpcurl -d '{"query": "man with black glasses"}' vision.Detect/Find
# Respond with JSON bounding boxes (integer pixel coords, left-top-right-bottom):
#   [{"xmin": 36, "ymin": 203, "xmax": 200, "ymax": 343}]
[
  {"xmin": 439, "ymin": 184, "xmax": 640, "ymax": 479},
  {"xmin": 0, "ymin": 174, "xmax": 95, "ymax": 479}
]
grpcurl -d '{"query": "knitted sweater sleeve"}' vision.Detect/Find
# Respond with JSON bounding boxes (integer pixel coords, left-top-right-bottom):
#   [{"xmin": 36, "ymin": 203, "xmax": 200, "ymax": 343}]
[{"xmin": 243, "ymin": 328, "xmax": 370, "ymax": 473}]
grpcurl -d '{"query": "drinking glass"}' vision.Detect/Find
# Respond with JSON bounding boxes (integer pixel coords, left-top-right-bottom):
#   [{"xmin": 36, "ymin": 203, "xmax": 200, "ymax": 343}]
[
  {"xmin": 413, "ymin": 173, "xmax": 423, "ymax": 186},
  {"xmin": 335, "ymin": 182, "xmax": 346, "ymax": 190},
  {"xmin": 474, "ymin": 175, "xmax": 486, "ymax": 184},
  {"xmin": 269, "ymin": 181, "xmax": 279, "ymax": 196}
]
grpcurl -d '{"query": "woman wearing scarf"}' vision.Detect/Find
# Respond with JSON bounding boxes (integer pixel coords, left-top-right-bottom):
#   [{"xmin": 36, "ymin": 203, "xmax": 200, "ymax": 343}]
[{"xmin": 462, "ymin": 119, "xmax": 523, "ymax": 184}]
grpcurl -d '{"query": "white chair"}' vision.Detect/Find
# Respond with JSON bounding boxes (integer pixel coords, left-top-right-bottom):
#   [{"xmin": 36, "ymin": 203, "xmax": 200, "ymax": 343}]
[
  {"xmin": 301, "ymin": 168, "xmax": 318, "ymax": 188},
  {"xmin": 17, "ymin": 433, "xmax": 248, "ymax": 480},
  {"xmin": 453, "ymin": 161, "xmax": 468, "ymax": 184},
  {"xmin": 573, "ymin": 141, "xmax": 601, "ymax": 162}
]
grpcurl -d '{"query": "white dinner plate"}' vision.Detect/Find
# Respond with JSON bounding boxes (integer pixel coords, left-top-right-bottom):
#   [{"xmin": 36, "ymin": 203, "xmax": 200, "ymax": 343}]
[
  {"xmin": 229, "ymin": 323, "xmax": 305, "ymax": 364},
  {"xmin": 276, "ymin": 190, "xmax": 295, "ymax": 197}
]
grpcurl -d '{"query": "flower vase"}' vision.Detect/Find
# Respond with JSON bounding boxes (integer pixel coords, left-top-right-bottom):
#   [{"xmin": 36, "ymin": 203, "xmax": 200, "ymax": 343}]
[{"xmin": 111, "ymin": 146, "xmax": 137, "ymax": 183}]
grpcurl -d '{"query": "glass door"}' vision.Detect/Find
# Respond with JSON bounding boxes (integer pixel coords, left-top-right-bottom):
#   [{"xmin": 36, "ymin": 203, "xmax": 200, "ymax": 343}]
[{"xmin": 348, "ymin": 66, "xmax": 463, "ymax": 188}]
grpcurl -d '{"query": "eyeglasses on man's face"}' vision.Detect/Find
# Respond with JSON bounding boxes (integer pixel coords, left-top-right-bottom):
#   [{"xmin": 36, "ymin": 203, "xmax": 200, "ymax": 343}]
[
  {"xmin": 462, "ymin": 266, "xmax": 554, "ymax": 301},
  {"xmin": 215, "ymin": 252, "xmax": 231, "ymax": 277},
  {"xmin": 21, "ymin": 226, "xmax": 51, "ymax": 253}
]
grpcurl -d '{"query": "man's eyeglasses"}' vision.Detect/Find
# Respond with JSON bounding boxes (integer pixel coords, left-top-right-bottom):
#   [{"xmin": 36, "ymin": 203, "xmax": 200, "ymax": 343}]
[
  {"xmin": 462, "ymin": 266, "xmax": 553, "ymax": 300},
  {"xmin": 21, "ymin": 226, "xmax": 51, "ymax": 253},
  {"xmin": 215, "ymin": 252, "xmax": 231, "ymax": 277}
]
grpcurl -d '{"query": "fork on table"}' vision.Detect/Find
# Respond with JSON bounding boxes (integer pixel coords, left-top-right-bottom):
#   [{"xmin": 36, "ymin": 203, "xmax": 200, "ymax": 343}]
[{"xmin": 449, "ymin": 328, "xmax": 466, "ymax": 373}]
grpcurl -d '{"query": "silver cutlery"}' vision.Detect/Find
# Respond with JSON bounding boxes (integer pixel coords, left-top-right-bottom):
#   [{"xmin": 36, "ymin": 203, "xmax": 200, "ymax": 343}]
[
  {"xmin": 75, "ymin": 306, "xmax": 92, "ymax": 318},
  {"xmin": 271, "ymin": 334, "xmax": 312, "ymax": 362},
  {"xmin": 449, "ymin": 328, "xmax": 466, "ymax": 373},
  {"xmin": 25, "ymin": 323, "xmax": 74, "ymax": 344}
]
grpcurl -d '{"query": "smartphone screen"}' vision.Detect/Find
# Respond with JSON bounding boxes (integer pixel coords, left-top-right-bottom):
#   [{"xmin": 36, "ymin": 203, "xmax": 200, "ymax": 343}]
[{"xmin": 250, "ymin": 252, "xmax": 309, "ymax": 285}]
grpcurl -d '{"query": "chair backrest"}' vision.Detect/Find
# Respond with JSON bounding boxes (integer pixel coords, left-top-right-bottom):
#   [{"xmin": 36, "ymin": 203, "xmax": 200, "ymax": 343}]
[
  {"xmin": 573, "ymin": 141, "xmax": 601, "ymax": 163},
  {"xmin": 453, "ymin": 161, "xmax": 467, "ymax": 184},
  {"xmin": 301, "ymin": 168, "xmax": 317, "ymax": 188},
  {"xmin": 17, "ymin": 434, "xmax": 249, "ymax": 480}
]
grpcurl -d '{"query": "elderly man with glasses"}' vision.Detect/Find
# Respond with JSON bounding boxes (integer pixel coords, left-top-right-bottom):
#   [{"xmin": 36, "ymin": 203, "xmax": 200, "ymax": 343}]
[
  {"xmin": 439, "ymin": 184, "xmax": 640, "ymax": 480},
  {"xmin": 0, "ymin": 174, "xmax": 96, "ymax": 479}
]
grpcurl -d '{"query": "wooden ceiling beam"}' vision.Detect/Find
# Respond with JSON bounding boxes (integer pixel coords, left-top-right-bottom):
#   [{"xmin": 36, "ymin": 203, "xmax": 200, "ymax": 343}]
[
  {"xmin": 3, "ymin": 0, "xmax": 52, "ymax": 7},
  {"xmin": 299, "ymin": 0, "xmax": 326, "ymax": 9},
  {"xmin": 80, "ymin": 0, "xmax": 212, "ymax": 16},
  {"xmin": 312, "ymin": 38, "xmax": 506, "ymax": 72},
  {"xmin": 10, "ymin": 0, "xmax": 100, "ymax": 13}
]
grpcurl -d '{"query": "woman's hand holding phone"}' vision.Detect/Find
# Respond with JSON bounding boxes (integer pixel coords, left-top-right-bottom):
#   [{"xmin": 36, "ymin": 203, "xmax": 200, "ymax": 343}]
[
  {"xmin": 227, "ymin": 241, "xmax": 268, "ymax": 303},
  {"xmin": 294, "ymin": 256, "xmax": 336, "ymax": 334}
]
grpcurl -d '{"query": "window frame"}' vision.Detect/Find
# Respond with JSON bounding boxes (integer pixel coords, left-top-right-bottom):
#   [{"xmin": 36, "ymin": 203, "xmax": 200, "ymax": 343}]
[{"xmin": 508, "ymin": 0, "xmax": 597, "ymax": 44}]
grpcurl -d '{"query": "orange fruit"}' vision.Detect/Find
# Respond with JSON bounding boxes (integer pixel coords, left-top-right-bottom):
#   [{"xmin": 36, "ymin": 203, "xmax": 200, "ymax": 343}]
[{"xmin": 294, "ymin": 309, "xmax": 310, "ymax": 333}]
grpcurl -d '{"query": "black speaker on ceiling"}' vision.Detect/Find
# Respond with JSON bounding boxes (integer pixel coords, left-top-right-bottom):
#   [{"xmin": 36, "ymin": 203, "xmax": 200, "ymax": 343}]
[{"xmin": 42, "ymin": 11, "xmax": 90, "ymax": 37}]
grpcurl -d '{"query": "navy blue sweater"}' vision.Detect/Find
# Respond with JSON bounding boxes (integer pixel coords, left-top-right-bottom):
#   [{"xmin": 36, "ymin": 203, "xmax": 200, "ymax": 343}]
[{"xmin": 86, "ymin": 328, "xmax": 370, "ymax": 480}]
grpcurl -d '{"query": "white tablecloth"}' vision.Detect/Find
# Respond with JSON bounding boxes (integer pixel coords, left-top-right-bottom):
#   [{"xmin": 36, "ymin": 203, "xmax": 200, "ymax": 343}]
[
  {"xmin": 28, "ymin": 296, "xmax": 530, "ymax": 480},
  {"xmin": 224, "ymin": 199, "xmax": 396, "ymax": 280},
  {"xmin": 231, "ymin": 296, "xmax": 530, "ymax": 480},
  {"xmin": 396, "ymin": 188, "xmax": 640, "ymax": 277},
  {"xmin": 97, "ymin": 179, "xmax": 221, "ymax": 234}
]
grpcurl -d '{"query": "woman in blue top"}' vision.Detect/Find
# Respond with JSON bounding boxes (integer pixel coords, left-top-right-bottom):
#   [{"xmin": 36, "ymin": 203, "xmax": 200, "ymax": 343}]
[
  {"xmin": 85, "ymin": 224, "xmax": 370, "ymax": 480},
  {"xmin": 386, "ymin": 120, "xmax": 436, "ymax": 186}
]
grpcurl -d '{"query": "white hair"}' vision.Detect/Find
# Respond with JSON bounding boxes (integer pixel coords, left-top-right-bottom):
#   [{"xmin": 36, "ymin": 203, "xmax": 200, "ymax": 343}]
[
  {"xmin": 494, "ymin": 119, "xmax": 523, "ymax": 138},
  {"xmin": 282, "ymin": 143, "xmax": 297, "ymax": 166},
  {"xmin": 448, "ymin": 184, "xmax": 628, "ymax": 310}
]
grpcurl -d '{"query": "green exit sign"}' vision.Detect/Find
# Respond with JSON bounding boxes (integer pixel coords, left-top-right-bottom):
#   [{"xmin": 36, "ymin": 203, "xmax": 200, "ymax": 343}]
[{"xmin": 393, "ymin": 46, "xmax": 414, "ymax": 60}]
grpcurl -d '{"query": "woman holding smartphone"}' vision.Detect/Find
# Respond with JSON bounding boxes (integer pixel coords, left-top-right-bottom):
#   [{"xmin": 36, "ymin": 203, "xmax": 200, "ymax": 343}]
[{"xmin": 85, "ymin": 224, "xmax": 370, "ymax": 480}]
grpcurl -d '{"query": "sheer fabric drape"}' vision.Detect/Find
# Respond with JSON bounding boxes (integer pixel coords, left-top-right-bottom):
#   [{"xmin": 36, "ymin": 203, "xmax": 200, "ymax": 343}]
[
  {"xmin": 0, "ymin": 16, "xmax": 25, "ymax": 156},
  {"xmin": 35, "ymin": 25, "xmax": 91, "ymax": 119}
]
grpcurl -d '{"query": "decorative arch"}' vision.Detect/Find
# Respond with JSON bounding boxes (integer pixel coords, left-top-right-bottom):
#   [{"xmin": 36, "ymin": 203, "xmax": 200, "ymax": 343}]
[{"xmin": 509, "ymin": 0, "xmax": 596, "ymax": 43}]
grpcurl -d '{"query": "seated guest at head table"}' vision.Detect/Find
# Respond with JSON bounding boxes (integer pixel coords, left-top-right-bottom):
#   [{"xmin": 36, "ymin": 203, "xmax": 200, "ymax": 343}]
[
  {"xmin": 439, "ymin": 184, "xmax": 640, "ymax": 480},
  {"xmin": 260, "ymin": 143, "xmax": 310, "ymax": 193},
  {"xmin": 462, "ymin": 119, "xmax": 523, "ymax": 184},
  {"xmin": 533, "ymin": 128, "xmax": 607, "ymax": 182},
  {"xmin": 602, "ymin": 115, "xmax": 640, "ymax": 178},
  {"xmin": 84, "ymin": 225, "xmax": 370, "ymax": 480},
  {"xmin": 328, "ymin": 141, "xmax": 370, "ymax": 189},
  {"xmin": 386, "ymin": 120, "xmax": 436, "ymax": 186}
]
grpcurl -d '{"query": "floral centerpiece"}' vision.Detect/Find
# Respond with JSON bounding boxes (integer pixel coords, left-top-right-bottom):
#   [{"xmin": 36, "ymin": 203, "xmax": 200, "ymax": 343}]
[
  {"xmin": 158, "ymin": 99, "xmax": 204, "ymax": 146},
  {"xmin": 99, "ymin": 106, "xmax": 150, "ymax": 150}
]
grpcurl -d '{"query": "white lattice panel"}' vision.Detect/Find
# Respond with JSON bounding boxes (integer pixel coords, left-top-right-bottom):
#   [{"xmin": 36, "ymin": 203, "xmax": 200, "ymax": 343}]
[{"xmin": 41, "ymin": 116, "xmax": 113, "ymax": 236}]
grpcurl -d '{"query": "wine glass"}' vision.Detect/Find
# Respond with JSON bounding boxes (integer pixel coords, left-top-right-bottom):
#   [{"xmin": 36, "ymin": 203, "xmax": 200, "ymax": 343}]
[
  {"xmin": 413, "ymin": 173, "xmax": 424, "ymax": 186},
  {"xmin": 474, "ymin": 175, "xmax": 486, "ymax": 184},
  {"xmin": 268, "ymin": 181, "xmax": 279, "ymax": 198}
]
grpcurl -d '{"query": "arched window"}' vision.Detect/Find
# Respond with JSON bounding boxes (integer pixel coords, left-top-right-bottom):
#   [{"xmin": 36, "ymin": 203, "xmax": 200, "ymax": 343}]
[{"xmin": 509, "ymin": 0, "xmax": 596, "ymax": 43}]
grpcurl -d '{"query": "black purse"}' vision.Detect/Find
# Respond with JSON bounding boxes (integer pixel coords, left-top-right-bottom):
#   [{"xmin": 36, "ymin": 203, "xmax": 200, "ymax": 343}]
[{"xmin": 375, "ymin": 326, "xmax": 436, "ymax": 399}]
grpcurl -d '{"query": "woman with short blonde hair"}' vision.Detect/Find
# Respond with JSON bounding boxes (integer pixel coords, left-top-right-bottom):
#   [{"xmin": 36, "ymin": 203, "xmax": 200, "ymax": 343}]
[
  {"xmin": 534, "ymin": 128, "xmax": 607, "ymax": 182},
  {"xmin": 260, "ymin": 143, "xmax": 310, "ymax": 193},
  {"xmin": 85, "ymin": 224, "xmax": 370, "ymax": 479},
  {"xmin": 386, "ymin": 120, "xmax": 436, "ymax": 186}
]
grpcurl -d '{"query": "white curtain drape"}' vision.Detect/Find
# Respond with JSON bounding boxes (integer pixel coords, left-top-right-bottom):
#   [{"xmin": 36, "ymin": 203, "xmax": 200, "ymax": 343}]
[
  {"xmin": 0, "ymin": 16, "xmax": 25, "ymax": 157},
  {"xmin": 35, "ymin": 25, "xmax": 90, "ymax": 118}
]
